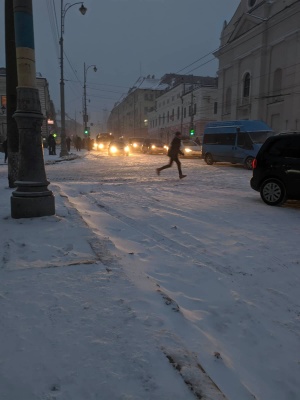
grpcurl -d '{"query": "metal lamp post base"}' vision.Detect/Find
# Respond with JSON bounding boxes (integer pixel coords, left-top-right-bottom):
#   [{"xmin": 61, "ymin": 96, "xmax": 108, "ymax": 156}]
[
  {"xmin": 11, "ymin": 87, "xmax": 55, "ymax": 219},
  {"xmin": 11, "ymin": 181, "xmax": 55, "ymax": 218}
]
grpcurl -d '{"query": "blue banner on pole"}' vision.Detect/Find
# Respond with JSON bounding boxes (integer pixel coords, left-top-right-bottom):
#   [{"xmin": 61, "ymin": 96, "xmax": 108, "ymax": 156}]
[{"xmin": 14, "ymin": 12, "xmax": 35, "ymax": 49}]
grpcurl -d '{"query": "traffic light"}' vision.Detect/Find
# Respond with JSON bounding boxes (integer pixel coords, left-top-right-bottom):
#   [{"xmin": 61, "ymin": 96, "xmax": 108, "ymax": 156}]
[
  {"xmin": 190, "ymin": 128, "xmax": 195, "ymax": 137},
  {"xmin": 84, "ymin": 127, "xmax": 90, "ymax": 135}
]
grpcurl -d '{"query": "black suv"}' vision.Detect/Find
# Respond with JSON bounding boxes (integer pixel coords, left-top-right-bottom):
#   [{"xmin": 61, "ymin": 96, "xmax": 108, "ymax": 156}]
[{"xmin": 250, "ymin": 133, "xmax": 300, "ymax": 206}]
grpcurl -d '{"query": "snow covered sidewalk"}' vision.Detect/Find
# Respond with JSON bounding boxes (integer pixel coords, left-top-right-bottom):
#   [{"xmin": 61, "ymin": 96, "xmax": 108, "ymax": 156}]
[
  {"xmin": 0, "ymin": 154, "xmax": 226, "ymax": 400},
  {"xmin": 1, "ymin": 149, "xmax": 300, "ymax": 400}
]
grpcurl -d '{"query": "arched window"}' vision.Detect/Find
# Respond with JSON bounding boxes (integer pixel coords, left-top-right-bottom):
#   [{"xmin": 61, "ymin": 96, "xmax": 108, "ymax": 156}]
[
  {"xmin": 243, "ymin": 73, "xmax": 251, "ymax": 98},
  {"xmin": 273, "ymin": 68, "xmax": 282, "ymax": 95},
  {"xmin": 225, "ymin": 87, "xmax": 232, "ymax": 114}
]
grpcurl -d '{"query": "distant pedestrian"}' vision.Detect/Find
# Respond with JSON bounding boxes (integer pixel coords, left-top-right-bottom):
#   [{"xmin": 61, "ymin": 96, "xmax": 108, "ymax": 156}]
[
  {"xmin": 2, "ymin": 139, "xmax": 8, "ymax": 163},
  {"xmin": 48, "ymin": 133, "xmax": 56, "ymax": 155},
  {"xmin": 156, "ymin": 131, "xmax": 187, "ymax": 179},
  {"xmin": 75, "ymin": 136, "xmax": 82, "ymax": 151},
  {"xmin": 66, "ymin": 136, "xmax": 71, "ymax": 152}
]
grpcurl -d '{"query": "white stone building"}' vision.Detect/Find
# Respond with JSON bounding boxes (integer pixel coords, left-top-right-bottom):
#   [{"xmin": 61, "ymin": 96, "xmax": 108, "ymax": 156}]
[
  {"xmin": 215, "ymin": 0, "xmax": 300, "ymax": 132},
  {"xmin": 148, "ymin": 77, "xmax": 218, "ymax": 143}
]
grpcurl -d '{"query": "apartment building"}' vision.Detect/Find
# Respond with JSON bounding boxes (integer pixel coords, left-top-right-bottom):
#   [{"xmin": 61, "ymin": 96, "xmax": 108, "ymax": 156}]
[
  {"xmin": 148, "ymin": 76, "xmax": 218, "ymax": 143},
  {"xmin": 107, "ymin": 75, "xmax": 168, "ymax": 139},
  {"xmin": 0, "ymin": 68, "xmax": 56, "ymax": 142}
]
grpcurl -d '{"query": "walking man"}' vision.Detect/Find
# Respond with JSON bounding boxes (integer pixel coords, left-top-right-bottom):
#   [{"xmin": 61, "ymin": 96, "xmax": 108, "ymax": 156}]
[{"xmin": 156, "ymin": 131, "xmax": 187, "ymax": 179}]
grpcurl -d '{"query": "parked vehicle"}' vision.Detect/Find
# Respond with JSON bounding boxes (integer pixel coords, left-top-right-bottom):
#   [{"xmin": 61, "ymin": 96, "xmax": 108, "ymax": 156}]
[
  {"xmin": 180, "ymin": 140, "xmax": 202, "ymax": 158},
  {"xmin": 202, "ymin": 120, "xmax": 274, "ymax": 169},
  {"xmin": 128, "ymin": 137, "xmax": 145, "ymax": 153},
  {"xmin": 250, "ymin": 132, "xmax": 300, "ymax": 206},
  {"xmin": 108, "ymin": 140, "xmax": 130, "ymax": 156},
  {"xmin": 141, "ymin": 139, "xmax": 168, "ymax": 155}
]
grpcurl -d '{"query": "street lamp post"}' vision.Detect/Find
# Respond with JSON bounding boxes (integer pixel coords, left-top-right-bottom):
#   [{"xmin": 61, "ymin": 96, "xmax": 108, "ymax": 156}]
[
  {"xmin": 11, "ymin": 0, "xmax": 55, "ymax": 218},
  {"xmin": 60, "ymin": 1, "xmax": 87, "ymax": 156},
  {"xmin": 83, "ymin": 62, "xmax": 97, "ymax": 136}
]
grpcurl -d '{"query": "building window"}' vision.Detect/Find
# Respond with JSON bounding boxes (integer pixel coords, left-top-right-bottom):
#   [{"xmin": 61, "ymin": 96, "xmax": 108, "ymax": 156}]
[
  {"xmin": 170, "ymin": 109, "xmax": 174, "ymax": 121},
  {"xmin": 167, "ymin": 111, "xmax": 169, "ymax": 123},
  {"xmin": 225, "ymin": 87, "xmax": 232, "ymax": 114},
  {"xmin": 194, "ymin": 104, "xmax": 197, "ymax": 115},
  {"xmin": 163, "ymin": 113, "xmax": 165, "ymax": 124},
  {"xmin": 177, "ymin": 106, "xmax": 180, "ymax": 120},
  {"xmin": 243, "ymin": 73, "xmax": 251, "ymax": 98},
  {"xmin": 1, "ymin": 95, "xmax": 7, "ymax": 114},
  {"xmin": 214, "ymin": 102, "xmax": 218, "ymax": 114},
  {"xmin": 184, "ymin": 108, "xmax": 186, "ymax": 118}
]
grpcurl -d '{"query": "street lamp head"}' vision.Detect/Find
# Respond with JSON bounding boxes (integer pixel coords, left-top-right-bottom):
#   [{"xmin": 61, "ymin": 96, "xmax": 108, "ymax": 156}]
[
  {"xmin": 93, "ymin": 66, "xmax": 97, "ymax": 72},
  {"xmin": 79, "ymin": 3, "xmax": 87, "ymax": 15}
]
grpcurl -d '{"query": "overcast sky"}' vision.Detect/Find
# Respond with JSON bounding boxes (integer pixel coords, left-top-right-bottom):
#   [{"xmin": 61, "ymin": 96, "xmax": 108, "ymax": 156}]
[{"xmin": 0, "ymin": 0, "xmax": 240, "ymax": 128}]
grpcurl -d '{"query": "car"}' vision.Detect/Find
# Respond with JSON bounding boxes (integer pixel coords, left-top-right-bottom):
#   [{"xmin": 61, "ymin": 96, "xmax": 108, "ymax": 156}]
[
  {"xmin": 250, "ymin": 132, "xmax": 300, "ymax": 206},
  {"xmin": 94, "ymin": 133, "xmax": 114, "ymax": 151},
  {"xmin": 127, "ymin": 137, "xmax": 145, "ymax": 153},
  {"xmin": 108, "ymin": 140, "xmax": 130, "ymax": 156},
  {"xmin": 141, "ymin": 139, "xmax": 168, "ymax": 155},
  {"xmin": 180, "ymin": 140, "xmax": 202, "ymax": 158}
]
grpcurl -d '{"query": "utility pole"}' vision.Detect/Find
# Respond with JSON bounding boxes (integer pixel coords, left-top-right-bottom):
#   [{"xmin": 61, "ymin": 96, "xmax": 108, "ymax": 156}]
[
  {"xmin": 83, "ymin": 62, "xmax": 97, "ymax": 136},
  {"xmin": 190, "ymin": 77, "xmax": 195, "ymax": 138},
  {"xmin": 5, "ymin": 0, "xmax": 19, "ymax": 188},
  {"xmin": 60, "ymin": 1, "xmax": 87, "ymax": 156}
]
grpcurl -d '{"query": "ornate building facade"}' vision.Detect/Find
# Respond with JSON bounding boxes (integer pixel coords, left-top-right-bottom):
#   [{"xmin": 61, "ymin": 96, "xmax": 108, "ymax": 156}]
[{"xmin": 215, "ymin": 0, "xmax": 300, "ymax": 132}]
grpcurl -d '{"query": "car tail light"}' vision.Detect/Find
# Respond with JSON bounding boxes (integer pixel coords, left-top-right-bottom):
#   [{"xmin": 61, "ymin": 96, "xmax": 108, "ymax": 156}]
[{"xmin": 252, "ymin": 158, "xmax": 257, "ymax": 169}]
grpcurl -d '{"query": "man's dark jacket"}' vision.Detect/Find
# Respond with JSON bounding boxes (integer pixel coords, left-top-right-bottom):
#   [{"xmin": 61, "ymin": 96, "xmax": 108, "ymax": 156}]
[{"xmin": 168, "ymin": 136, "xmax": 184, "ymax": 158}]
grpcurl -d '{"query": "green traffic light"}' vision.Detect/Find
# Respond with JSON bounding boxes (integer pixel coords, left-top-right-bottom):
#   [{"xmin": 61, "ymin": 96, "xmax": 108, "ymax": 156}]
[{"xmin": 190, "ymin": 129, "xmax": 195, "ymax": 136}]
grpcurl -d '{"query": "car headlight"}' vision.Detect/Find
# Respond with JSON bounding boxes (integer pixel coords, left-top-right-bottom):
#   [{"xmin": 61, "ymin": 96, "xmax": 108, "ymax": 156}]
[
  {"xmin": 124, "ymin": 146, "xmax": 129, "ymax": 152},
  {"xmin": 133, "ymin": 143, "xmax": 137, "ymax": 148},
  {"xmin": 93, "ymin": 143, "xmax": 98, "ymax": 150},
  {"xmin": 99, "ymin": 143, "xmax": 104, "ymax": 149},
  {"xmin": 164, "ymin": 145, "xmax": 168, "ymax": 150},
  {"xmin": 110, "ymin": 146, "xmax": 117, "ymax": 153},
  {"xmin": 185, "ymin": 148, "xmax": 192, "ymax": 153},
  {"xmin": 151, "ymin": 145, "xmax": 156, "ymax": 149}
]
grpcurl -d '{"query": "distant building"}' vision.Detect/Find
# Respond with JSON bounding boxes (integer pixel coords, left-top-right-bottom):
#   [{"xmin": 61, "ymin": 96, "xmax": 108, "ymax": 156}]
[
  {"xmin": 107, "ymin": 74, "xmax": 218, "ymax": 142},
  {"xmin": 107, "ymin": 75, "xmax": 168, "ymax": 139},
  {"xmin": 0, "ymin": 68, "xmax": 56, "ymax": 141},
  {"xmin": 148, "ymin": 75, "xmax": 218, "ymax": 143},
  {"xmin": 214, "ymin": 0, "xmax": 300, "ymax": 132}
]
